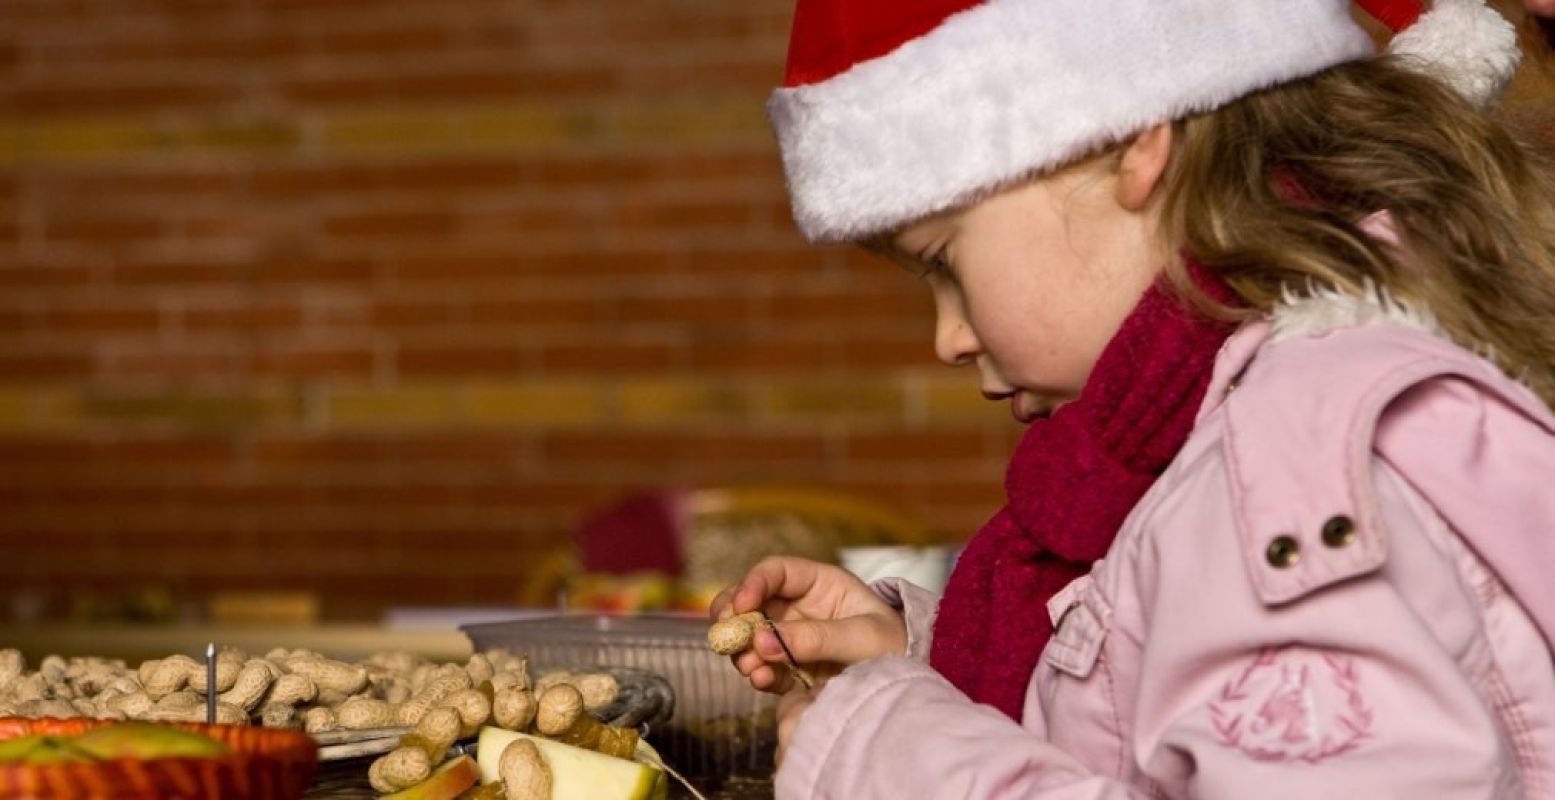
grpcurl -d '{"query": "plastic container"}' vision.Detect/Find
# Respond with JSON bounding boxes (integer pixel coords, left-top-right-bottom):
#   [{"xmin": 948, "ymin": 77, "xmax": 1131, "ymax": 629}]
[
  {"xmin": 461, "ymin": 614, "xmax": 776, "ymax": 783},
  {"xmin": 839, "ymin": 545, "xmax": 952, "ymax": 593}
]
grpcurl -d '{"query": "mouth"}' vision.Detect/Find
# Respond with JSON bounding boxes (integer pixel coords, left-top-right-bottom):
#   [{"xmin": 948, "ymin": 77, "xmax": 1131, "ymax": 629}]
[{"xmin": 983, "ymin": 389, "xmax": 1049, "ymax": 424}]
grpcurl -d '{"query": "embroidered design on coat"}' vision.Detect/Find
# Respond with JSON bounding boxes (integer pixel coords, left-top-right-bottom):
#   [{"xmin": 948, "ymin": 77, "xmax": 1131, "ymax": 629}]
[{"xmin": 1209, "ymin": 647, "xmax": 1374, "ymax": 763}]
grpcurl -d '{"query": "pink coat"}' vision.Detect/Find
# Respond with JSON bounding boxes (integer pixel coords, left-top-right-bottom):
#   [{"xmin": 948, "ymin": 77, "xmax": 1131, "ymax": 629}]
[{"xmin": 779, "ymin": 304, "xmax": 1555, "ymax": 798}]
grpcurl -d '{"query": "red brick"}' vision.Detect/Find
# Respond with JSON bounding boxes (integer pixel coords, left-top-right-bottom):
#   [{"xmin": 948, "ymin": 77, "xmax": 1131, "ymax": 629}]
[
  {"xmin": 43, "ymin": 168, "xmax": 242, "ymax": 197},
  {"xmin": 608, "ymin": 199, "xmax": 754, "ymax": 232},
  {"xmin": 460, "ymin": 205, "xmax": 600, "ymax": 238},
  {"xmin": 397, "ymin": 342, "xmax": 528, "ymax": 376},
  {"xmin": 0, "ymin": 350, "xmax": 92, "ymax": 379},
  {"xmin": 467, "ymin": 296, "xmax": 600, "ymax": 327},
  {"xmin": 252, "ymin": 435, "xmax": 394, "ymax": 464},
  {"xmin": 111, "ymin": 257, "xmax": 247, "ymax": 287},
  {"xmin": 254, "ymin": 344, "xmax": 374, "ymax": 377},
  {"xmin": 540, "ymin": 431, "xmax": 828, "ymax": 463},
  {"xmin": 596, "ymin": 8, "xmax": 792, "ymax": 46},
  {"xmin": 393, "ymin": 253, "xmax": 522, "ymax": 284},
  {"xmin": 0, "ymin": 305, "xmax": 36, "ymax": 332},
  {"xmin": 313, "ymin": 25, "xmax": 452, "ymax": 56},
  {"xmin": 100, "ymin": 345, "xmax": 250, "ymax": 380},
  {"xmin": 324, "ymin": 209, "xmax": 458, "ymax": 239},
  {"xmin": 0, "ymin": 439, "xmax": 98, "ymax": 464},
  {"xmin": 253, "ymin": 256, "xmax": 380, "ymax": 287},
  {"xmin": 98, "ymin": 438, "xmax": 235, "ymax": 464},
  {"xmin": 182, "ymin": 301, "xmax": 306, "ymax": 332},
  {"xmin": 277, "ymin": 65, "xmax": 616, "ymax": 105},
  {"xmin": 66, "ymin": 31, "xmax": 309, "ymax": 64},
  {"xmin": 535, "ymin": 342, "xmax": 676, "ymax": 373},
  {"xmin": 841, "ymin": 335, "xmax": 935, "ymax": 368},
  {"xmin": 181, "ymin": 214, "xmax": 259, "ymax": 241},
  {"xmin": 12, "ymin": 81, "xmax": 240, "ymax": 115},
  {"xmin": 317, "ymin": 296, "xmax": 453, "ymax": 329},
  {"xmin": 766, "ymin": 285, "xmax": 930, "ymax": 323},
  {"xmin": 687, "ymin": 339, "xmax": 831, "ymax": 372},
  {"xmin": 45, "ymin": 303, "xmax": 164, "ymax": 334},
  {"xmin": 674, "ymin": 245, "xmax": 824, "ymax": 276},
  {"xmin": 621, "ymin": 58, "xmax": 780, "ymax": 92},
  {"xmin": 844, "ymin": 431, "xmax": 992, "ymax": 461},
  {"xmin": 46, "ymin": 215, "xmax": 164, "ymax": 244},
  {"xmin": 465, "ymin": 481, "xmax": 612, "ymax": 509},
  {"xmin": 612, "ymin": 294, "xmax": 753, "ymax": 326}
]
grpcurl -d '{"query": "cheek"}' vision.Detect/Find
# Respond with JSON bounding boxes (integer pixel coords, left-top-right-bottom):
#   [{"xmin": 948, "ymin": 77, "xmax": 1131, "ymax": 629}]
[{"xmin": 968, "ymin": 274, "xmax": 1126, "ymax": 391}]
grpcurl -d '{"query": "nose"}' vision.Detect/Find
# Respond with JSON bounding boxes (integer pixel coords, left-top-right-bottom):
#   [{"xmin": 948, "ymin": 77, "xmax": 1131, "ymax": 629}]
[{"xmin": 933, "ymin": 296, "xmax": 979, "ymax": 367}]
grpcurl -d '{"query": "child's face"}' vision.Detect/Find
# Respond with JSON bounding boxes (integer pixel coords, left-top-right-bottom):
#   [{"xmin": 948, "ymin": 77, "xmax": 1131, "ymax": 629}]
[{"xmin": 888, "ymin": 160, "xmax": 1165, "ymax": 423}]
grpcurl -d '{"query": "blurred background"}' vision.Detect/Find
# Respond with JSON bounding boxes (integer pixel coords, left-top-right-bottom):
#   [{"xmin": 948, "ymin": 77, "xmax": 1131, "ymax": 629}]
[{"xmin": 0, "ymin": 0, "xmax": 1551, "ymax": 629}]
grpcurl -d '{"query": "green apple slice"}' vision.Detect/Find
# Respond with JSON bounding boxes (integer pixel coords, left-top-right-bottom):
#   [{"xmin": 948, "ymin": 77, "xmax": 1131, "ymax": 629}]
[
  {"xmin": 381, "ymin": 754, "xmax": 481, "ymax": 800},
  {"xmin": 0, "ymin": 735, "xmax": 96, "ymax": 764},
  {"xmin": 72, "ymin": 723, "xmax": 228, "ymax": 760},
  {"xmin": 476, "ymin": 727, "xmax": 663, "ymax": 800}
]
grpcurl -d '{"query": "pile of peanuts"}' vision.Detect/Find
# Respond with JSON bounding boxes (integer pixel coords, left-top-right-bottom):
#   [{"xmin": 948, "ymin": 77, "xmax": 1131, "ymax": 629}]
[
  {"xmin": 0, "ymin": 647, "xmax": 631, "ymax": 797},
  {"xmin": 0, "ymin": 646, "xmax": 623, "ymax": 735},
  {"xmin": 365, "ymin": 667, "xmax": 622, "ymax": 794}
]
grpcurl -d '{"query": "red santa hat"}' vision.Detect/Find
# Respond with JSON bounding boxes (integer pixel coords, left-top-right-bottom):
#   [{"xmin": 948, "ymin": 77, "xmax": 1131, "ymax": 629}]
[{"xmin": 769, "ymin": 0, "xmax": 1521, "ymax": 243}]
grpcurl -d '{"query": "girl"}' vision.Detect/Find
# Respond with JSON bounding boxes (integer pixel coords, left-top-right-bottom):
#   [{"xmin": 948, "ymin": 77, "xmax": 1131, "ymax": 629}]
[{"xmin": 712, "ymin": 0, "xmax": 1555, "ymax": 797}]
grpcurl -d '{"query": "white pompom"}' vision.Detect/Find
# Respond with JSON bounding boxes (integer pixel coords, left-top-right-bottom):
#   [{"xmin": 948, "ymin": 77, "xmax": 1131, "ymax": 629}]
[{"xmin": 1389, "ymin": 0, "xmax": 1521, "ymax": 106}]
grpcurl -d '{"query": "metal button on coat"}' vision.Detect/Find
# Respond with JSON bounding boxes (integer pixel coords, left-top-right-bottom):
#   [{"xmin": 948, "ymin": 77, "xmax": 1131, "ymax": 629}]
[
  {"xmin": 1266, "ymin": 535, "xmax": 1301, "ymax": 568},
  {"xmin": 1322, "ymin": 515, "xmax": 1357, "ymax": 548}
]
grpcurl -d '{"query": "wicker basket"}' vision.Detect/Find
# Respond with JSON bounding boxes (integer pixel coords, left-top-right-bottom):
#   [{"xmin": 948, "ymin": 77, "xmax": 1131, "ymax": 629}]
[{"xmin": 0, "ymin": 718, "xmax": 318, "ymax": 799}]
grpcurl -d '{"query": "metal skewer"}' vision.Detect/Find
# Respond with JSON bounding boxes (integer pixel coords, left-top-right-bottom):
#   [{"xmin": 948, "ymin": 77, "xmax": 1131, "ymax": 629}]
[
  {"xmin": 758, "ymin": 612, "xmax": 815, "ymax": 691},
  {"xmin": 205, "ymin": 643, "xmax": 216, "ymax": 724}
]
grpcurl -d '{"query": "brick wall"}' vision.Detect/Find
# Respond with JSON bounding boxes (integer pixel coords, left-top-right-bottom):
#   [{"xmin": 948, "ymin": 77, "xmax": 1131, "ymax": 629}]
[
  {"xmin": 0, "ymin": 0, "xmax": 1024, "ymax": 621},
  {"xmin": 2, "ymin": 2, "xmax": 1550, "ymax": 622}
]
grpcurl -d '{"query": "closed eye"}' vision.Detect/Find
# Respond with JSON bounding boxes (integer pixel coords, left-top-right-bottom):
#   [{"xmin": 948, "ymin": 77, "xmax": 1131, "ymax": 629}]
[{"xmin": 918, "ymin": 247, "xmax": 955, "ymax": 282}]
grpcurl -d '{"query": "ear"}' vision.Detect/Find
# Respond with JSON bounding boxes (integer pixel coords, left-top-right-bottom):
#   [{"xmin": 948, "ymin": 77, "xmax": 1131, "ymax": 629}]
[{"xmin": 1115, "ymin": 123, "xmax": 1173, "ymax": 212}]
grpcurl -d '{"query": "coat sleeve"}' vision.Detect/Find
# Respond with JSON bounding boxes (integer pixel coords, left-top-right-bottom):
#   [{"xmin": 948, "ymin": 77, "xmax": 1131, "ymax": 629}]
[
  {"xmin": 870, "ymin": 578, "xmax": 941, "ymax": 661},
  {"xmin": 776, "ymin": 657, "xmax": 1141, "ymax": 800}
]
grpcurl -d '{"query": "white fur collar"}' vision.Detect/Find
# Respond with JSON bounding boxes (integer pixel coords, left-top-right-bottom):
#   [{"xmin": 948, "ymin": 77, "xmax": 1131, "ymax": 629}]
[
  {"xmin": 1268, "ymin": 283, "xmax": 1445, "ymax": 342},
  {"xmin": 1263, "ymin": 281, "xmax": 1526, "ymax": 390}
]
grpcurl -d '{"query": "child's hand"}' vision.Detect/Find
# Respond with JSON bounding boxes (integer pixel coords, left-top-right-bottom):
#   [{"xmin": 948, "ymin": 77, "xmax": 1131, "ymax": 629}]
[{"xmin": 708, "ymin": 556, "xmax": 908, "ymax": 694}]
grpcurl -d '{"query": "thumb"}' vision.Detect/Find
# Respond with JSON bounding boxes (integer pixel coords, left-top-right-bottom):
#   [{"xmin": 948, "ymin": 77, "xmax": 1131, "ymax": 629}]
[{"xmin": 759, "ymin": 616, "xmax": 899, "ymax": 666}]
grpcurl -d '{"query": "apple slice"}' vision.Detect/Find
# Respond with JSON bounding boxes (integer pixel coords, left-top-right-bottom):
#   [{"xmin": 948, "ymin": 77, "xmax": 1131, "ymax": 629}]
[
  {"xmin": 476, "ymin": 727, "xmax": 665, "ymax": 800},
  {"xmin": 71, "ymin": 723, "xmax": 228, "ymax": 761},
  {"xmin": 0, "ymin": 735, "xmax": 95, "ymax": 764},
  {"xmin": 383, "ymin": 754, "xmax": 482, "ymax": 800}
]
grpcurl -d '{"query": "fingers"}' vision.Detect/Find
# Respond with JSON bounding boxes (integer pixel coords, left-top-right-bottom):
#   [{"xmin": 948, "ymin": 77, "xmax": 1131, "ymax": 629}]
[
  {"xmin": 731, "ymin": 645, "xmax": 795, "ymax": 694},
  {"xmin": 731, "ymin": 556, "xmax": 828, "ymax": 614},
  {"xmin": 707, "ymin": 586, "xmax": 736, "ymax": 622},
  {"xmin": 762, "ymin": 616, "xmax": 897, "ymax": 666}
]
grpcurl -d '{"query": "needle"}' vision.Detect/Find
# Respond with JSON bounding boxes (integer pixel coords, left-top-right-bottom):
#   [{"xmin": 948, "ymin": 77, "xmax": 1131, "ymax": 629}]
[{"xmin": 758, "ymin": 612, "xmax": 815, "ymax": 691}]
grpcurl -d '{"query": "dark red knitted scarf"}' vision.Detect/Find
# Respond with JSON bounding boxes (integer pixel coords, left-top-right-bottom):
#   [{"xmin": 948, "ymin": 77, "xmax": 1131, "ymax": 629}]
[{"xmin": 928, "ymin": 264, "xmax": 1236, "ymax": 721}]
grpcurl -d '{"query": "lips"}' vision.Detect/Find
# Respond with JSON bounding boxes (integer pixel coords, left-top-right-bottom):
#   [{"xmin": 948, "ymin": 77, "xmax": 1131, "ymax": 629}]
[
  {"xmin": 1011, "ymin": 393, "xmax": 1037, "ymax": 424},
  {"xmin": 1006, "ymin": 392, "xmax": 1050, "ymax": 424},
  {"xmin": 982, "ymin": 387, "xmax": 1052, "ymax": 424}
]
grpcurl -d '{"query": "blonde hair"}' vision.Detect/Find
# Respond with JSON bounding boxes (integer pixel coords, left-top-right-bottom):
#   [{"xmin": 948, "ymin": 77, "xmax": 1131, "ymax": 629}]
[{"xmin": 1156, "ymin": 57, "xmax": 1555, "ymax": 407}]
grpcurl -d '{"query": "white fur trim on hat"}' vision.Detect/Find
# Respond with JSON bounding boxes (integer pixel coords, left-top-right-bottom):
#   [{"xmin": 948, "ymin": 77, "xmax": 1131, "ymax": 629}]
[
  {"xmin": 1389, "ymin": 0, "xmax": 1519, "ymax": 107},
  {"xmin": 769, "ymin": 0, "xmax": 1376, "ymax": 243}
]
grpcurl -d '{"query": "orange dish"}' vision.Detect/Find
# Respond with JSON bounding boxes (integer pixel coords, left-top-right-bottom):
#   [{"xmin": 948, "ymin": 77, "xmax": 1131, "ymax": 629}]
[{"xmin": 0, "ymin": 718, "xmax": 318, "ymax": 799}]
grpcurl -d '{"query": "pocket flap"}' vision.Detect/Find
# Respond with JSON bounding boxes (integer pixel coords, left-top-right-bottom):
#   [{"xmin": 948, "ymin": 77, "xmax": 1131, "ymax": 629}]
[{"xmin": 1043, "ymin": 577, "xmax": 1112, "ymax": 679}]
